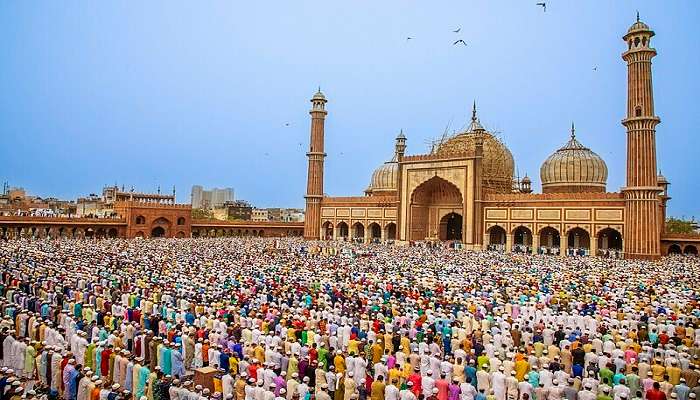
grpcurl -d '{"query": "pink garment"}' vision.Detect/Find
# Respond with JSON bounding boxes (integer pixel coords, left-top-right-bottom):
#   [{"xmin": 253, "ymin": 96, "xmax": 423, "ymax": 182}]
[{"xmin": 436, "ymin": 379, "xmax": 449, "ymax": 400}]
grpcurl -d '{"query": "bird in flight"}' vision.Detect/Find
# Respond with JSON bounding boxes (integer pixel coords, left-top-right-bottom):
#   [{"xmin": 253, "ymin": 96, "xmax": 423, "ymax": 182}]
[
  {"xmin": 284, "ymin": 123, "xmax": 290, "ymax": 127},
  {"xmin": 453, "ymin": 39, "xmax": 467, "ymax": 46},
  {"xmin": 406, "ymin": 37, "xmax": 413, "ymax": 41},
  {"xmin": 593, "ymin": 66, "xmax": 598, "ymax": 71},
  {"xmin": 536, "ymin": 2, "xmax": 546, "ymax": 12},
  {"xmin": 453, "ymin": 27, "xmax": 461, "ymax": 33}
]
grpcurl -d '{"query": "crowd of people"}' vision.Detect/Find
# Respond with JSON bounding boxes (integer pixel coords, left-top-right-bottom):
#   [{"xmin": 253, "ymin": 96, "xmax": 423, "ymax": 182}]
[{"xmin": 0, "ymin": 238, "xmax": 698, "ymax": 400}]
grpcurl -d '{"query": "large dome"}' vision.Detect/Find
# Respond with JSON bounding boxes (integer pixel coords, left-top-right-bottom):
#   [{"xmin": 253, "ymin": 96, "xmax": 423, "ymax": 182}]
[
  {"xmin": 540, "ymin": 125, "xmax": 608, "ymax": 193},
  {"xmin": 432, "ymin": 108, "xmax": 515, "ymax": 193},
  {"xmin": 366, "ymin": 157, "xmax": 398, "ymax": 194}
]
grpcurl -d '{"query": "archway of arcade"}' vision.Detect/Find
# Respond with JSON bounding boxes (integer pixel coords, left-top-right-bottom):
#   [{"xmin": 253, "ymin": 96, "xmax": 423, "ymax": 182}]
[{"xmin": 597, "ymin": 228, "xmax": 623, "ymax": 252}]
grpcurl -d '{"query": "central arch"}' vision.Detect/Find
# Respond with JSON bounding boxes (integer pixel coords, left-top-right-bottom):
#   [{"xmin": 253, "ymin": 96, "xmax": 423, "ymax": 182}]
[
  {"xmin": 150, "ymin": 217, "xmax": 171, "ymax": 238},
  {"xmin": 409, "ymin": 176, "xmax": 463, "ymax": 241},
  {"xmin": 151, "ymin": 226, "xmax": 166, "ymax": 237},
  {"xmin": 440, "ymin": 212, "xmax": 463, "ymax": 241}
]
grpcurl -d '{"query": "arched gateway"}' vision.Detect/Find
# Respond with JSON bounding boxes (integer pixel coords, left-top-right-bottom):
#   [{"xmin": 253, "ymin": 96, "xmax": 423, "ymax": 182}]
[{"xmin": 408, "ymin": 176, "xmax": 464, "ymax": 241}]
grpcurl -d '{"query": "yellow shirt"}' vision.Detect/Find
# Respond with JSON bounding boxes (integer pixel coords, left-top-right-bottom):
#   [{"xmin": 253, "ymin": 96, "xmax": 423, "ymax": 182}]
[
  {"xmin": 334, "ymin": 355, "xmax": 346, "ymax": 373},
  {"xmin": 400, "ymin": 337, "xmax": 411, "ymax": 354},
  {"xmin": 667, "ymin": 366, "xmax": 681, "ymax": 385},
  {"xmin": 371, "ymin": 344, "xmax": 383, "ymax": 364},
  {"xmin": 348, "ymin": 339, "xmax": 361, "ymax": 356},
  {"xmin": 515, "ymin": 360, "xmax": 530, "ymax": 382},
  {"xmin": 651, "ymin": 364, "xmax": 666, "ymax": 381},
  {"xmin": 254, "ymin": 346, "xmax": 265, "ymax": 363},
  {"xmin": 389, "ymin": 368, "xmax": 402, "ymax": 384},
  {"xmin": 370, "ymin": 381, "xmax": 385, "ymax": 400}
]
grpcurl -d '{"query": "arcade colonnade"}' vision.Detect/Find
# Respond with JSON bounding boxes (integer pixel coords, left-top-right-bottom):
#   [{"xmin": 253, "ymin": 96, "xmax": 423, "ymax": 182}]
[
  {"xmin": 190, "ymin": 227, "xmax": 303, "ymax": 238},
  {"xmin": 666, "ymin": 243, "xmax": 699, "ymax": 256},
  {"xmin": 0, "ymin": 225, "xmax": 121, "ymax": 239},
  {"xmin": 322, "ymin": 221, "xmax": 397, "ymax": 242},
  {"xmin": 484, "ymin": 223, "xmax": 625, "ymax": 256}
]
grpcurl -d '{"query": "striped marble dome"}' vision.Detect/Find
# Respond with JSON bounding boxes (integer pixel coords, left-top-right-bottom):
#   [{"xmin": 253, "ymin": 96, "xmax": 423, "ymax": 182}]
[{"xmin": 540, "ymin": 125, "xmax": 608, "ymax": 193}]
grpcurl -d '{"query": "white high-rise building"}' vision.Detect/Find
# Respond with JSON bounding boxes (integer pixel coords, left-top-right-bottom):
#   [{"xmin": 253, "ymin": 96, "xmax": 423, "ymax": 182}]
[{"xmin": 191, "ymin": 186, "xmax": 234, "ymax": 209}]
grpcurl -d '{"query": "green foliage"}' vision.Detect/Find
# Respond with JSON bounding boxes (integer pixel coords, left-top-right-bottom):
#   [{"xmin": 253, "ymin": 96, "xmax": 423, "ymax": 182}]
[
  {"xmin": 192, "ymin": 208, "xmax": 214, "ymax": 219},
  {"xmin": 666, "ymin": 217, "xmax": 695, "ymax": 234}
]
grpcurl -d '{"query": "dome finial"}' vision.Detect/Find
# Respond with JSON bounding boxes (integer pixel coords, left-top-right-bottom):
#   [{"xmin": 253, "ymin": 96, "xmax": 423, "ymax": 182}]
[
  {"xmin": 472, "ymin": 100, "xmax": 478, "ymax": 122},
  {"xmin": 636, "ymin": 10, "xmax": 640, "ymax": 22},
  {"xmin": 570, "ymin": 122, "xmax": 576, "ymax": 139}
]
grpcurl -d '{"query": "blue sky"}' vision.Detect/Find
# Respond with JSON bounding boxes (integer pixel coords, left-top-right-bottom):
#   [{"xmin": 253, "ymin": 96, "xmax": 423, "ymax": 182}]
[{"xmin": 1, "ymin": 1, "xmax": 698, "ymax": 218}]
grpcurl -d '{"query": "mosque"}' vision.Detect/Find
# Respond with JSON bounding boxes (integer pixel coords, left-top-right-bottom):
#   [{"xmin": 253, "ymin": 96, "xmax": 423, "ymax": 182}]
[
  {"xmin": 303, "ymin": 17, "xmax": 698, "ymax": 260},
  {"xmin": 0, "ymin": 16, "xmax": 697, "ymax": 257}
]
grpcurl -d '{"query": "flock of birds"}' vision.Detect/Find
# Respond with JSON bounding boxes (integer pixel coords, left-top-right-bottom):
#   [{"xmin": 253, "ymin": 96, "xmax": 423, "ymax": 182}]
[
  {"xmin": 408, "ymin": 2, "xmax": 548, "ymax": 46},
  {"xmin": 275, "ymin": 1, "xmax": 606, "ymax": 158}
]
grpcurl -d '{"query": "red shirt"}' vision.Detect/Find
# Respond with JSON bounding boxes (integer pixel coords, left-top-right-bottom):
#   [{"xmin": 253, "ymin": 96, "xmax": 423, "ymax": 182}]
[
  {"xmin": 101, "ymin": 349, "xmax": 112, "ymax": 376},
  {"xmin": 408, "ymin": 373, "xmax": 422, "ymax": 396},
  {"xmin": 646, "ymin": 389, "xmax": 667, "ymax": 400},
  {"xmin": 248, "ymin": 364, "xmax": 259, "ymax": 380}
]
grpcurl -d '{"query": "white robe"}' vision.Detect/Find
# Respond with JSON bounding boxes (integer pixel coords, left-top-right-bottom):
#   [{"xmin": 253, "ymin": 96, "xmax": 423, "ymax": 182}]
[
  {"xmin": 492, "ymin": 371, "xmax": 506, "ymax": 400},
  {"xmin": 12, "ymin": 340, "xmax": 26, "ymax": 374},
  {"xmin": 2, "ymin": 336, "xmax": 16, "ymax": 367},
  {"xmin": 222, "ymin": 374, "xmax": 234, "ymax": 399},
  {"xmin": 194, "ymin": 343, "xmax": 203, "ymax": 368}
]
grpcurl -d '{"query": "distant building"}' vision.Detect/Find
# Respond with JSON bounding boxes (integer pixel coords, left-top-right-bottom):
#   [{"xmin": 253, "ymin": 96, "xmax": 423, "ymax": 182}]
[
  {"xmin": 251, "ymin": 208, "xmax": 269, "ymax": 222},
  {"xmin": 191, "ymin": 186, "xmax": 234, "ymax": 209},
  {"xmin": 103, "ymin": 185, "xmax": 175, "ymax": 206},
  {"xmin": 76, "ymin": 194, "xmax": 106, "ymax": 217},
  {"xmin": 281, "ymin": 208, "xmax": 305, "ymax": 222},
  {"xmin": 262, "ymin": 207, "xmax": 304, "ymax": 222},
  {"xmin": 226, "ymin": 200, "xmax": 252, "ymax": 221},
  {"xmin": 191, "ymin": 185, "xmax": 204, "ymax": 209},
  {"xmin": 0, "ymin": 185, "xmax": 76, "ymax": 217}
]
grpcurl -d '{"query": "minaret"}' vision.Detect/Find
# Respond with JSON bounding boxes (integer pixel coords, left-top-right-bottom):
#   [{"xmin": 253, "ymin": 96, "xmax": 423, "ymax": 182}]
[
  {"xmin": 395, "ymin": 130, "xmax": 407, "ymax": 159},
  {"xmin": 395, "ymin": 129, "xmax": 407, "ymax": 240},
  {"xmin": 471, "ymin": 101, "xmax": 485, "ymax": 248},
  {"xmin": 303, "ymin": 89, "xmax": 328, "ymax": 240},
  {"xmin": 621, "ymin": 14, "xmax": 662, "ymax": 260}
]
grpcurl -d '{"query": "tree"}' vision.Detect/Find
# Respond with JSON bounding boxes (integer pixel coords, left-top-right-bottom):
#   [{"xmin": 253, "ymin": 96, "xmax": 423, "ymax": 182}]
[
  {"xmin": 666, "ymin": 217, "xmax": 696, "ymax": 234},
  {"xmin": 192, "ymin": 208, "xmax": 214, "ymax": 220}
]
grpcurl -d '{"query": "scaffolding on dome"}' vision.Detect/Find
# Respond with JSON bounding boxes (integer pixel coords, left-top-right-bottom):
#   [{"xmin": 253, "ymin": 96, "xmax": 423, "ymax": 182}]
[{"xmin": 429, "ymin": 125, "xmax": 515, "ymax": 194}]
